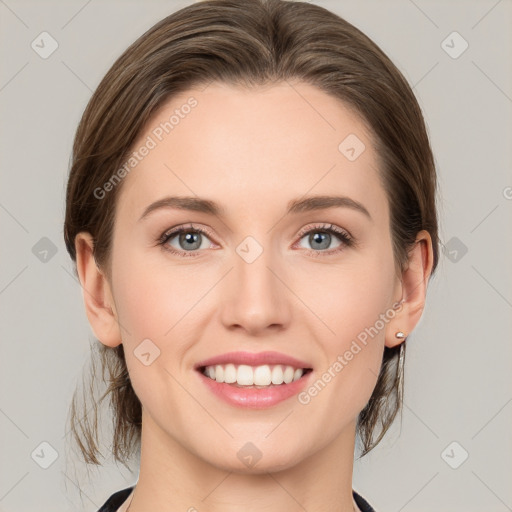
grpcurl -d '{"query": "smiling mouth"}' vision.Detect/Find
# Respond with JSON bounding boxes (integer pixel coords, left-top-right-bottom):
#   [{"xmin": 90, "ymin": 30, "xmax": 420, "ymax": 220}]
[{"xmin": 198, "ymin": 364, "xmax": 313, "ymax": 388}]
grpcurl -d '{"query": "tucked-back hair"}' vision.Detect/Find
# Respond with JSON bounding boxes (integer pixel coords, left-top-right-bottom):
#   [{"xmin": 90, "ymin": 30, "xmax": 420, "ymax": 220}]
[{"xmin": 64, "ymin": 0, "xmax": 439, "ymax": 467}]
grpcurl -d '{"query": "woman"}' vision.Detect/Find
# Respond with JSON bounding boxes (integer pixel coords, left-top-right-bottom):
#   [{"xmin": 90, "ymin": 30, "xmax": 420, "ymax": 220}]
[{"xmin": 63, "ymin": 0, "xmax": 439, "ymax": 510}]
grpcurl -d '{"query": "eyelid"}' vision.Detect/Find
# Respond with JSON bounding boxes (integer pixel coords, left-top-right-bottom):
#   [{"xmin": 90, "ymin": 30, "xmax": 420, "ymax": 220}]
[
  {"xmin": 158, "ymin": 222, "xmax": 354, "ymax": 257},
  {"xmin": 292, "ymin": 222, "xmax": 354, "ymax": 255},
  {"xmin": 158, "ymin": 223, "xmax": 217, "ymax": 244},
  {"xmin": 295, "ymin": 222, "xmax": 352, "ymax": 242},
  {"xmin": 157, "ymin": 223, "xmax": 218, "ymax": 258}
]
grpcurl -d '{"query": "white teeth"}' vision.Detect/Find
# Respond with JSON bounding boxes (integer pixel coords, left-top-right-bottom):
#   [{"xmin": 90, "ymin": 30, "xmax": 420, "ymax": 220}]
[
  {"xmin": 283, "ymin": 365, "xmax": 294, "ymax": 384},
  {"xmin": 223, "ymin": 363, "xmax": 237, "ymax": 384},
  {"xmin": 238, "ymin": 365, "xmax": 254, "ymax": 385},
  {"xmin": 253, "ymin": 365, "xmax": 272, "ymax": 385},
  {"xmin": 202, "ymin": 364, "xmax": 306, "ymax": 386},
  {"xmin": 214, "ymin": 365, "xmax": 224, "ymax": 383},
  {"xmin": 271, "ymin": 365, "xmax": 284, "ymax": 385}
]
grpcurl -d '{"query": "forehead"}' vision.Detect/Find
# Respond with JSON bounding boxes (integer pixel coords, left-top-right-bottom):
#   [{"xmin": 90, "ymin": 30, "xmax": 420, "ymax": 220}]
[{"xmin": 116, "ymin": 81, "xmax": 387, "ymax": 223}]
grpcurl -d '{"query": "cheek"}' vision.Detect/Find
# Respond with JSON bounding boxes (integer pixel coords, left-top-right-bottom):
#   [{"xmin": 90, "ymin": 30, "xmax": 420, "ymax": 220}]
[
  {"xmin": 111, "ymin": 251, "xmax": 198, "ymax": 414},
  {"xmin": 303, "ymin": 243, "xmax": 395, "ymax": 386},
  {"xmin": 112, "ymin": 247, "xmax": 202, "ymax": 341},
  {"xmin": 297, "ymin": 248, "xmax": 395, "ymax": 341},
  {"xmin": 295, "ymin": 276, "xmax": 393, "ymax": 423},
  {"xmin": 336, "ymin": 264, "xmax": 395, "ymax": 337}
]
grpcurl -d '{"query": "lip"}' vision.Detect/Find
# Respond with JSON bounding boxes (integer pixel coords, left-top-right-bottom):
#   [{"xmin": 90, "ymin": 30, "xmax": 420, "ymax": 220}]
[
  {"xmin": 194, "ymin": 351, "xmax": 313, "ymax": 371},
  {"xmin": 196, "ymin": 368, "xmax": 314, "ymax": 409}
]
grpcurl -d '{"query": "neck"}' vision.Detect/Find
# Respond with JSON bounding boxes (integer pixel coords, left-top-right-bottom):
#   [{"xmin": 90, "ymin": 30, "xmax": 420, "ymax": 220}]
[{"xmin": 126, "ymin": 410, "xmax": 359, "ymax": 512}]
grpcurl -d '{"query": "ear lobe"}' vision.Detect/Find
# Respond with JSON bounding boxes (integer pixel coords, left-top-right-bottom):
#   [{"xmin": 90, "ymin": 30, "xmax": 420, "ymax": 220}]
[
  {"xmin": 75, "ymin": 232, "xmax": 122, "ymax": 348},
  {"xmin": 385, "ymin": 230, "xmax": 434, "ymax": 349}
]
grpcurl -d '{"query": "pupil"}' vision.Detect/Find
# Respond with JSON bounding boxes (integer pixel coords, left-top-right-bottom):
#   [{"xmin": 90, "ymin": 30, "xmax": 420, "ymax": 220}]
[
  {"xmin": 181, "ymin": 232, "xmax": 200, "ymax": 250},
  {"xmin": 311, "ymin": 232, "xmax": 329, "ymax": 249}
]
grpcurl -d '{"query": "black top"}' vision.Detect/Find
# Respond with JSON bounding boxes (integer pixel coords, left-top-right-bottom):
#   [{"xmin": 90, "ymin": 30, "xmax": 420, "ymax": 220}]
[{"xmin": 97, "ymin": 486, "xmax": 377, "ymax": 511}]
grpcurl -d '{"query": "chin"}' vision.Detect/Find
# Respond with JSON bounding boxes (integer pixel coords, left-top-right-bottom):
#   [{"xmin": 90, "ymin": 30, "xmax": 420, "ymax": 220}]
[{"xmin": 203, "ymin": 445, "xmax": 307, "ymax": 475}]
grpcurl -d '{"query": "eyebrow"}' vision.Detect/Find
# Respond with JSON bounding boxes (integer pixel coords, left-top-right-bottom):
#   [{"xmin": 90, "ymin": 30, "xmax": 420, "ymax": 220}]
[{"xmin": 138, "ymin": 194, "xmax": 372, "ymax": 221}]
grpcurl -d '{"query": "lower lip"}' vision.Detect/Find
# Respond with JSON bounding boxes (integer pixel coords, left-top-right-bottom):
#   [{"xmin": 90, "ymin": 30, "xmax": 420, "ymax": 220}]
[{"xmin": 197, "ymin": 370, "xmax": 313, "ymax": 409}]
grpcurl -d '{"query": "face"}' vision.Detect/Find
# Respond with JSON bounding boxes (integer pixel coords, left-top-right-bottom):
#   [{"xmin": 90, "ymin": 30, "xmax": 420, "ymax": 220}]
[{"xmin": 103, "ymin": 81, "xmax": 403, "ymax": 472}]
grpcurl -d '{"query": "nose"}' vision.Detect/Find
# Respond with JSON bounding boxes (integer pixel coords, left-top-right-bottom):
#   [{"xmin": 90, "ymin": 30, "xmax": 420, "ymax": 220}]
[{"xmin": 219, "ymin": 239, "xmax": 291, "ymax": 335}]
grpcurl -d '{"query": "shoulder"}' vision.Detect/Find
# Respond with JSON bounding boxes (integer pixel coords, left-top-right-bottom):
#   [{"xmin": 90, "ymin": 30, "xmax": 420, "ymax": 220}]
[
  {"xmin": 353, "ymin": 489, "xmax": 378, "ymax": 512},
  {"xmin": 97, "ymin": 486, "xmax": 134, "ymax": 512}
]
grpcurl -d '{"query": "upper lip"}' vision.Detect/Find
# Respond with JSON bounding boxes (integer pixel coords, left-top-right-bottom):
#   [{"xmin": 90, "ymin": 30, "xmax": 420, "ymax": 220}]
[{"xmin": 194, "ymin": 351, "xmax": 313, "ymax": 370}]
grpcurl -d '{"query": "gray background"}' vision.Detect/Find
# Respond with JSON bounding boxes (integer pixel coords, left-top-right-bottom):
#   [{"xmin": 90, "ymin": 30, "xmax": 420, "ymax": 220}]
[{"xmin": 1, "ymin": 0, "xmax": 511, "ymax": 511}]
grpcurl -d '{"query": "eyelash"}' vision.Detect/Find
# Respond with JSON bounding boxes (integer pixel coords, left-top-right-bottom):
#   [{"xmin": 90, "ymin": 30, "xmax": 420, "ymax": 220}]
[{"xmin": 157, "ymin": 222, "xmax": 354, "ymax": 258}]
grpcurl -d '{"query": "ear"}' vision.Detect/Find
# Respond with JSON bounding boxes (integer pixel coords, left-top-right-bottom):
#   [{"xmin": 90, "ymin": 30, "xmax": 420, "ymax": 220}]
[
  {"xmin": 75, "ymin": 232, "xmax": 122, "ymax": 348},
  {"xmin": 385, "ymin": 230, "xmax": 434, "ymax": 348}
]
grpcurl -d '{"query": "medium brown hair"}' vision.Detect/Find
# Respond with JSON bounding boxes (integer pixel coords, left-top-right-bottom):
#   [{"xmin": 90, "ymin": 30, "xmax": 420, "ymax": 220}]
[{"xmin": 64, "ymin": 0, "xmax": 439, "ymax": 467}]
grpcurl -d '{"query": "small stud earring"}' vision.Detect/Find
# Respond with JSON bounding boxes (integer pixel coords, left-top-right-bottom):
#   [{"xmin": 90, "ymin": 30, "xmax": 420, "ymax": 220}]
[{"xmin": 395, "ymin": 331, "xmax": 406, "ymax": 339}]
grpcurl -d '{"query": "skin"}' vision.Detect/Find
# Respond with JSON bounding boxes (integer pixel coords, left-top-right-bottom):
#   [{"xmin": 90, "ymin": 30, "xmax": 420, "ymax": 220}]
[{"xmin": 75, "ymin": 81, "xmax": 433, "ymax": 512}]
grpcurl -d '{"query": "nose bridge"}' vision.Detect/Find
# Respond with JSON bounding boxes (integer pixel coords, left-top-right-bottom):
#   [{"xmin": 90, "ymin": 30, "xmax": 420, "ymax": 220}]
[{"xmin": 220, "ymin": 233, "xmax": 290, "ymax": 332}]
